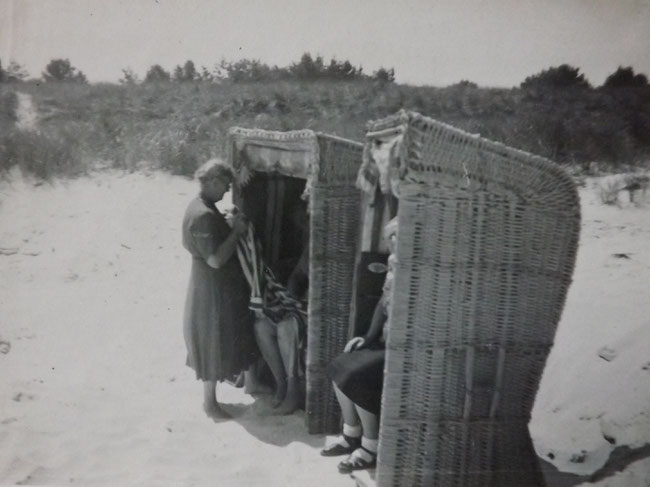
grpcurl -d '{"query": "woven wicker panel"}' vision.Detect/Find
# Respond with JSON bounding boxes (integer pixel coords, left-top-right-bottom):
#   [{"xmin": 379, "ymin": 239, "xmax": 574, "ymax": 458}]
[
  {"xmin": 370, "ymin": 112, "xmax": 580, "ymax": 486},
  {"xmin": 305, "ymin": 134, "xmax": 364, "ymax": 434},
  {"xmin": 377, "ymin": 420, "xmax": 545, "ymax": 487},
  {"xmin": 382, "ymin": 345, "xmax": 551, "ymax": 421}
]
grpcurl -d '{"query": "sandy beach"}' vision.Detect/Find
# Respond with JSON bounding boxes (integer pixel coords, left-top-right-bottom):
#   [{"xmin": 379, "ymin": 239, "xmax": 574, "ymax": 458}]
[{"xmin": 1, "ymin": 169, "xmax": 649, "ymax": 486}]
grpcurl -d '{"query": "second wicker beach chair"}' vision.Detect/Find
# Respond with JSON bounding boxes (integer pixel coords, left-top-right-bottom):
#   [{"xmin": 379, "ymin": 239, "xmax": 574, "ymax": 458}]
[{"xmin": 356, "ymin": 110, "xmax": 581, "ymax": 486}]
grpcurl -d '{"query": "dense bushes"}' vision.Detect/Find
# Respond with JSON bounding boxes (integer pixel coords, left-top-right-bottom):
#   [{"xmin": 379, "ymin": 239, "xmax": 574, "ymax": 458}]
[
  {"xmin": 1, "ymin": 74, "xmax": 649, "ymax": 180},
  {"xmin": 1, "ymin": 128, "xmax": 83, "ymax": 179}
]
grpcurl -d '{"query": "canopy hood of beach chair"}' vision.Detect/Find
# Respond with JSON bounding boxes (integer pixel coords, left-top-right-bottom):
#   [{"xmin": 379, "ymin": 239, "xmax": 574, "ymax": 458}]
[
  {"xmin": 227, "ymin": 127, "xmax": 319, "ymax": 198},
  {"xmin": 358, "ymin": 109, "xmax": 580, "ymax": 212}
]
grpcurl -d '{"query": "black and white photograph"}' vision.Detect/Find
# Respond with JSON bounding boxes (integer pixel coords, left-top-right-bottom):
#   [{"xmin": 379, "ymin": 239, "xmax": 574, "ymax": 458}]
[{"xmin": 1, "ymin": 1, "xmax": 649, "ymax": 485}]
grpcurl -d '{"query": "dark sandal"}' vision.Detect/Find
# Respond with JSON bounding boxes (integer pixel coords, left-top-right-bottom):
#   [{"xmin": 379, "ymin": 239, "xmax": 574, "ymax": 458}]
[
  {"xmin": 320, "ymin": 435, "xmax": 361, "ymax": 457},
  {"xmin": 337, "ymin": 447, "xmax": 377, "ymax": 473}
]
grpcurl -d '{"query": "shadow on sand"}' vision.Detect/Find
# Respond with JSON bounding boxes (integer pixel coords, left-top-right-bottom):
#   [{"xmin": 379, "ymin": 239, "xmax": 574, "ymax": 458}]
[{"xmin": 223, "ymin": 393, "xmax": 325, "ymax": 449}]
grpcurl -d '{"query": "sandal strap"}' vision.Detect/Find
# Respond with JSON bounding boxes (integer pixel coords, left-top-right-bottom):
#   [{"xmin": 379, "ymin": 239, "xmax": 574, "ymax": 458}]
[
  {"xmin": 338, "ymin": 447, "xmax": 377, "ymax": 473},
  {"xmin": 349, "ymin": 446, "xmax": 376, "ymax": 463},
  {"xmin": 321, "ymin": 435, "xmax": 361, "ymax": 457},
  {"xmin": 359, "ymin": 445, "xmax": 377, "ymax": 457}
]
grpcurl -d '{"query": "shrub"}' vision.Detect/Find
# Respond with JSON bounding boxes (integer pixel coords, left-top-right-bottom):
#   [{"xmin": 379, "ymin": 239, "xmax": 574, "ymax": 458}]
[
  {"xmin": 0, "ymin": 87, "xmax": 17, "ymax": 129},
  {"xmin": 521, "ymin": 64, "xmax": 591, "ymax": 90},
  {"xmin": 144, "ymin": 65, "xmax": 171, "ymax": 83},
  {"xmin": 603, "ymin": 67, "xmax": 649, "ymax": 89},
  {"xmin": 42, "ymin": 59, "xmax": 87, "ymax": 83},
  {"xmin": 0, "ymin": 128, "xmax": 84, "ymax": 179}
]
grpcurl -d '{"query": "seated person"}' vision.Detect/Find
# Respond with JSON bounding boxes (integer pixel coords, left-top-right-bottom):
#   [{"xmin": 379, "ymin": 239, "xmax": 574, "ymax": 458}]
[
  {"xmin": 320, "ymin": 217, "xmax": 398, "ymax": 473},
  {"xmin": 235, "ymin": 212, "xmax": 309, "ymax": 415},
  {"xmin": 253, "ymin": 245, "xmax": 308, "ymax": 415}
]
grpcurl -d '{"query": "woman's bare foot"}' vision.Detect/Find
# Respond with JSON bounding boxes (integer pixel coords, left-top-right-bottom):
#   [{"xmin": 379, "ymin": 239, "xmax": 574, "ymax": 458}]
[
  {"xmin": 203, "ymin": 402, "xmax": 231, "ymax": 422},
  {"xmin": 271, "ymin": 379, "xmax": 287, "ymax": 408},
  {"xmin": 274, "ymin": 378, "xmax": 301, "ymax": 415},
  {"xmin": 243, "ymin": 370, "xmax": 273, "ymax": 395}
]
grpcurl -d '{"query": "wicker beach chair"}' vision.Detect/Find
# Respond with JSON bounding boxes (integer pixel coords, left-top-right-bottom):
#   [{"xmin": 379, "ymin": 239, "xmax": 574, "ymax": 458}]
[
  {"xmin": 358, "ymin": 111, "xmax": 581, "ymax": 486},
  {"xmin": 227, "ymin": 128, "xmax": 364, "ymax": 434}
]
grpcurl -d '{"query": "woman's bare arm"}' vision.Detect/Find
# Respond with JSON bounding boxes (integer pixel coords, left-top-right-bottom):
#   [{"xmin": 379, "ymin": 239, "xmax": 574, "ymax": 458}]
[{"xmin": 206, "ymin": 216, "xmax": 247, "ymax": 269}]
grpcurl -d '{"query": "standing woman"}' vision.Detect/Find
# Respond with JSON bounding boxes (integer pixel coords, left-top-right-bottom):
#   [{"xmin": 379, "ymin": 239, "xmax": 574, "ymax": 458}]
[{"xmin": 182, "ymin": 158, "xmax": 257, "ymax": 420}]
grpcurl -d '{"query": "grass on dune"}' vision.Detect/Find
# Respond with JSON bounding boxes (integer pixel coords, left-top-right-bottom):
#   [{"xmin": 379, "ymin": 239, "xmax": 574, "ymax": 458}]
[{"xmin": 2, "ymin": 79, "xmax": 649, "ymax": 180}]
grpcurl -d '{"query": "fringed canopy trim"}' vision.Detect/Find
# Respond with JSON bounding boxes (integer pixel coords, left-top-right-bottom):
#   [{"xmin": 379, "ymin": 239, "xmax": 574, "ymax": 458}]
[{"xmin": 227, "ymin": 127, "xmax": 319, "ymax": 199}]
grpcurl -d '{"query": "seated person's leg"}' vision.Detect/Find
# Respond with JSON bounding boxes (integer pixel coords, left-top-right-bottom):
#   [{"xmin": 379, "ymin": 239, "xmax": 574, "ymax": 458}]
[
  {"xmin": 253, "ymin": 316, "xmax": 286, "ymax": 405},
  {"xmin": 321, "ymin": 383, "xmax": 362, "ymax": 457},
  {"xmin": 276, "ymin": 315, "xmax": 300, "ymax": 377},
  {"xmin": 274, "ymin": 316, "xmax": 303, "ymax": 414},
  {"xmin": 243, "ymin": 361, "xmax": 273, "ymax": 395},
  {"xmin": 324, "ymin": 343, "xmax": 385, "ymax": 469},
  {"xmin": 337, "ymin": 404, "xmax": 379, "ymax": 473}
]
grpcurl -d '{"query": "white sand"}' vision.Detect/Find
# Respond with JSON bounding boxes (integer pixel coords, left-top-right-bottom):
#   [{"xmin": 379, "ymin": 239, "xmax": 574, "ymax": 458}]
[
  {"xmin": 530, "ymin": 176, "xmax": 650, "ymax": 484},
  {"xmin": 1, "ymin": 169, "xmax": 649, "ymax": 486}
]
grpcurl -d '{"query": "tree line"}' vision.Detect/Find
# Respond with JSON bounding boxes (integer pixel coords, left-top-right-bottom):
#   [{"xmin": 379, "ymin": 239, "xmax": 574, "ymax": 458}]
[
  {"xmin": 131, "ymin": 54, "xmax": 396, "ymax": 84},
  {"xmin": 1, "ymin": 55, "xmax": 648, "ymax": 90},
  {"xmin": 0, "ymin": 53, "xmax": 395, "ymax": 85}
]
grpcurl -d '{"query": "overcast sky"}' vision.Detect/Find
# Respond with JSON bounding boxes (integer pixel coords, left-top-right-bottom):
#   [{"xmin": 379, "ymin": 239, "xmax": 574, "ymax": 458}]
[{"xmin": 1, "ymin": 0, "xmax": 649, "ymax": 87}]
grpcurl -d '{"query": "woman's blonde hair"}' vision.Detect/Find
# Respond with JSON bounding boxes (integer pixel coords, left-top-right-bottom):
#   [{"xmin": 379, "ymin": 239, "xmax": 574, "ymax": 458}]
[{"xmin": 194, "ymin": 158, "xmax": 233, "ymax": 184}]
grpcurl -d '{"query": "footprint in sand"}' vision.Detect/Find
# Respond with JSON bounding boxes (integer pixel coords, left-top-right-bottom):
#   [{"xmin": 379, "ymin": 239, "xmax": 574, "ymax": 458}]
[
  {"xmin": 598, "ymin": 346, "xmax": 617, "ymax": 362},
  {"xmin": 15, "ymin": 466, "xmax": 55, "ymax": 485},
  {"xmin": 611, "ymin": 253, "xmax": 631, "ymax": 259},
  {"xmin": 64, "ymin": 271, "xmax": 79, "ymax": 282},
  {"xmin": 0, "ymin": 340, "xmax": 10, "ymax": 354},
  {"xmin": 13, "ymin": 392, "xmax": 36, "ymax": 402}
]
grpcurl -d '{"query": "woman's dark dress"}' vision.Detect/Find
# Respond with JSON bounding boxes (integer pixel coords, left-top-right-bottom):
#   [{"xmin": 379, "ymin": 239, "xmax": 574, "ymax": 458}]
[
  {"xmin": 182, "ymin": 196, "xmax": 257, "ymax": 381},
  {"xmin": 326, "ymin": 302, "xmax": 387, "ymax": 415}
]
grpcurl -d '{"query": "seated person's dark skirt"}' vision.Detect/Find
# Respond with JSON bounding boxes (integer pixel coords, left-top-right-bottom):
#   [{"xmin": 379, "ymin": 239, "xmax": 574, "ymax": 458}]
[{"xmin": 326, "ymin": 344, "xmax": 385, "ymax": 416}]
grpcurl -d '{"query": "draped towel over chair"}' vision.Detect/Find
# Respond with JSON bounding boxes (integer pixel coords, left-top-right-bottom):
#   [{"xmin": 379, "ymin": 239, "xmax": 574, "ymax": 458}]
[{"xmin": 236, "ymin": 222, "xmax": 305, "ymax": 323}]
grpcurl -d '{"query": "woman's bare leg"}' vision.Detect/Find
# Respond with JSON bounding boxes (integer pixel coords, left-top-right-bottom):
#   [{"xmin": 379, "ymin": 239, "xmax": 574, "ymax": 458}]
[
  {"xmin": 333, "ymin": 383, "xmax": 360, "ymax": 426},
  {"xmin": 243, "ymin": 365, "xmax": 273, "ymax": 395},
  {"xmin": 253, "ymin": 317, "xmax": 286, "ymax": 405},
  {"xmin": 321, "ymin": 383, "xmax": 362, "ymax": 455},
  {"xmin": 336, "ymin": 404, "xmax": 380, "ymax": 471},
  {"xmin": 202, "ymin": 381, "xmax": 230, "ymax": 421},
  {"xmin": 355, "ymin": 405, "xmax": 379, "ymax": 440},
  {"xmin": 275, "ymin": 317, "xmax": 302, "ymax": 414}
]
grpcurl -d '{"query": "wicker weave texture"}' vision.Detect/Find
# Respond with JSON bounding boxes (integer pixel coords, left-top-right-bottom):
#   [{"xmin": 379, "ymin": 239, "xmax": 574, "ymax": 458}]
[
  {"xmin": 382, "ymin": 345, "xmax": 551, "ymax": 422},
  {"xmin": 316, "ymin": 133, "xmax": 365, "ymax": 184},
  {"xmin": 377, "ymin": 420, "xmax": 545, "ymax": 487},
  {"xmin": 370, "ymin": 112, "xmax": 580, "ymax": 487},
  {"xmin": 305, "ymin": 134, "xmax": 364, "ymax": 434},
  {"xmin": 389, "ymin": 189, "xmax": 576, "ymax": 349}
]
